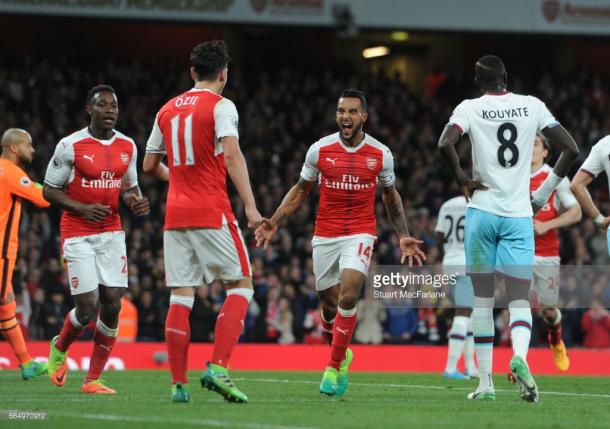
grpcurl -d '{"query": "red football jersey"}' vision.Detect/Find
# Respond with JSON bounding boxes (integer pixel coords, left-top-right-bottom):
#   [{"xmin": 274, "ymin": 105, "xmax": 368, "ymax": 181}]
[
  {"xmin": 300, "ymin": 133, "xmax": 395, "ymax": 238},
  {"xmin": 146, "ymin": 89, "xmax": 239, "ymax": 230},
  {"xmin": 44, "ymin": 128, "xmax": 138, "ymax": 239},
  {"xmin": 530, "ymin": 164, "xmax": 578, "ymax": 257}
]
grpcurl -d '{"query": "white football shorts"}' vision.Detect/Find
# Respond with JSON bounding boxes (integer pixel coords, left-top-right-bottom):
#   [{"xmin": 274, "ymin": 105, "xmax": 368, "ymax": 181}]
[
  {"xmin": 63, "ymin": 231, "xmax": 128, "ymax": 295},
  {"xmin": 531, "ymin": 255, "xmax": 560, "ymax": 307},
  {"xmin": 312, "ymin": 233, "xmax": 376, "ymax": 291},
  {"xmin": 164, "ymin": 222, "xmax": 251, "ymax": 287}
]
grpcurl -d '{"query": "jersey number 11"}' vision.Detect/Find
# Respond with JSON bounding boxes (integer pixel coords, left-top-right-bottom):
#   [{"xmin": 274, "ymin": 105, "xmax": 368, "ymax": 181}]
[{"xmin": 170, "ymin": 114, "xmax": 195, "ymax": 167}]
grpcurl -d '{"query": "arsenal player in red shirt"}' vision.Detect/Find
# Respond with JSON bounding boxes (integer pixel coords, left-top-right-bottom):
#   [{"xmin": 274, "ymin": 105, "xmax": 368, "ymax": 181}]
[
  {"xmin": 43, "ymin": 85, "xmax": 150, "ymax": 394},
  {"xmin": 529, "ymin": 133, "xmax": 581, "ymax": 371},
  {"xmin": 256, "ymin": 89, "xmax": 425, "ymax": 397},
  {"xmin": 143, "ymin": 40, "xmax": 261, "ymax": 404}
]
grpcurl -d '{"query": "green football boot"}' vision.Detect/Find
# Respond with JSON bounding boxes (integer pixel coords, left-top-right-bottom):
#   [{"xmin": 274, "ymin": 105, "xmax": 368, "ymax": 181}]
[
  {"xmin": 20, "ymin": 360, "xmax": 48, "ymax": 380},
  {"xmin": 48, "ymin": 335, "xmax": 68, "ymax": 386},
  {"xmin": 319, "ymin": 367, "xmax": 339, "ymax": 396},
  {"xmin": 467, "ymin": 388, "xmax": 496, "ymax": 401},
  {"xmin": 201, "ymin": 362, "xmax": 248, "ymax": 403},
  {"xmin": 171, "ymin": 382, "xmax": 192, "ymax": 403},
  {"xmin": 509, "ymin": 355, "xmax": 539, "ymax": 403},
  {"xmin": 336, "ymin": 348, "xmax": 353, "ymax": 396}
]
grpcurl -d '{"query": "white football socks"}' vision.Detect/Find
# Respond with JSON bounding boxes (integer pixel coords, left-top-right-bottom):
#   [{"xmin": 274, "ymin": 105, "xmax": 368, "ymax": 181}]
[
  {"xmin": 445, "ymin": 315, "xmax": 469, "ymax": 373},
  {"xmin": 472, "ymin": 297, "xmax": 494, "ymax": 391},
  {"xmin": 509, "ymin": 299, "xmax": 532, "ymax": 359}
]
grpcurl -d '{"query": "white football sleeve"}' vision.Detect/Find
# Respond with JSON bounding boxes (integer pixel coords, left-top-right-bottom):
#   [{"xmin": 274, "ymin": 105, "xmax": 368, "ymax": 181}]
[
  {"xmin": 555, "ymin": 177, "xmax": 578, "ymax": 209},
  {"xmin": 448, "ymin": 100, "xmax": 470, "ymax": 135},
  {"xmin": 145, "ymin": 113, "xmax": 166, "ymax": 154},
  {"xmin": 434, "ymin": 204, "xmax": 448, "ymax": 235},
  {"xmin": 44, "ymin": 140, "xmax": 74, "ymax": 188},
  {"xmin": 378, "ymin": 147, "xmax": 396, "ymax": 188},
  {"xmin": 214, "ymin": 98, "xmax": 239, "ymax": 141},
  {"xmin": 534, "ymin": 97, "xmax": 559, "ymax": 131},
  {"xmin": 122, "ymin": 141, "xmax": 139, "ymax": 190},
  {"xmin": 300, "ymin": 143, "xmax": 320, "ymax": 182},
  {"xmin": 580, "ymin": 144, "xmax": 604, "ymax": 177}
]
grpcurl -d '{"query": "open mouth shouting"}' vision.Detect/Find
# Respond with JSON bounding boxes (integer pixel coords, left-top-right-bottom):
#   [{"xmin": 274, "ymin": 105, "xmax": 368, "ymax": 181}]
[{"xmin": 341, "ymin": 119, "xmax": 354, "ymax": 138}]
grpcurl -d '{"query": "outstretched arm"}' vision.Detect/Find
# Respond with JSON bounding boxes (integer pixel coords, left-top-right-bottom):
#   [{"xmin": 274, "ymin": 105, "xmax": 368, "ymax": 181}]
[
  {"xmin": 381, "ymin": 185, "xmax": 426, "ymax": 265},
  {"xmin": 221, "ymin": 136, "xmax": 261, "ymax": 229},
  {"xmin": 255, "ymin": 178, "xmax": 314, "ymax": 249}
]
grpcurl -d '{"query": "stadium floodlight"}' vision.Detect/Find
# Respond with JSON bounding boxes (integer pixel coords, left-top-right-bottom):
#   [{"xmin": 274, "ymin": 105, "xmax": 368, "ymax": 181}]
[
  {"xmin": 391, "ymin": 31, "xmax": 409, "ymax": 41},
  {"xmin": 362, "ymin": 46, "xmax": 390, "ymax": 59}
]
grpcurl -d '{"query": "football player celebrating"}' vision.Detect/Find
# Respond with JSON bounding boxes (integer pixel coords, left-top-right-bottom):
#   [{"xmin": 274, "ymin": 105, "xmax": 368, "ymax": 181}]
[
  {"xmin": 256, "ymin": 89, "xmax": 425, "ymax": 397},
  {"xmin": 143, "ymin": 40, "xmax": 262, "ymax": 403}
]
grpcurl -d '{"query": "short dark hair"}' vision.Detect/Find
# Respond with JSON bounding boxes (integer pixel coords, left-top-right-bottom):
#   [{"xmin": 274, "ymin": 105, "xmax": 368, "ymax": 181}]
[
  {"xmin": 86, "ymin": 85, "xmax": 116, "ymax": 105},
  {"xmin": 340, "ymin": 88, "xmax": 367, "ymax": 112},
  {"xmin": 191, "ymin": 40, "xmax": 230, "ymax": 81},
  {"xmin": 537, "ymin": 132, "xmax": 552, "ymax": 159},
  {"xmin": 475, "ymin": 55, "xmax": 507, "ymax": 89}
]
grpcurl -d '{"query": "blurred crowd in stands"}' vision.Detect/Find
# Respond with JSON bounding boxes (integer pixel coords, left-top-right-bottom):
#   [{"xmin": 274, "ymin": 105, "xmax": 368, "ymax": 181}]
[{"xmin": 2, "ymin": 53, "xmax": 610, "ymax": 348}]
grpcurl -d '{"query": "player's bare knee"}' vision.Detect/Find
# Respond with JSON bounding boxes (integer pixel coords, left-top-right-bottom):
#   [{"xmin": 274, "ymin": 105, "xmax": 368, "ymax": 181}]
[
  {"xmin": 338, "ymin": 293, "xmax": 358, "ymax": 311},
  {"xmin": 75, "ymin": 306, "xmax": 97, "ymax": 326},
  {"xmin": 102, "ymin": 298, "xmax": 122, "ymax": 319}
]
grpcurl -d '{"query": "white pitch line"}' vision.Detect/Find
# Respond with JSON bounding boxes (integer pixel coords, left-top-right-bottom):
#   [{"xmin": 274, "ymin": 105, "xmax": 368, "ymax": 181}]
[
  {"xmin": 237, "ymin": 377, "xmax": 610, "ymax": 399},
  {"xmin": 0, "ymin": 410, "xmax": 318, "ymax": 429}
]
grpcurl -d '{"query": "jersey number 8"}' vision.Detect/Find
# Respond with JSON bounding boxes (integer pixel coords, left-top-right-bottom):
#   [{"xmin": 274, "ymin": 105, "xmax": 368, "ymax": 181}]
[{"xmin": 497, "ymin": 122, "xmax": 519, "ymax": 168}]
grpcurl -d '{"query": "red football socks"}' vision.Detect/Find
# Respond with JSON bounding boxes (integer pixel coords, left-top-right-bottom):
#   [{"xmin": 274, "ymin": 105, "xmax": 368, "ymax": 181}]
[
  {"xmin": 55, "ymin": 310, "xmax": 84, "ymax": 353},
  {"xmin": 328, "ymin": 310, "xmax": 357, "ymax": 370},
  {"xmin": 211, "ymin": 294, "xmax": 249, "ymax": 367},
  {"xmin": 86, "ymin": 329, "xmax": 117, "ymax": 383},
  {"xmin": 165, "ymin": 303, "xmax": 192, "ymax": 384},
  {"xmin": 546, "ymin": 319, "xmax": 562, "ymax": 346},
  {"xmin": 321, "ymin": 312, "xmax": 334, "ymax": 345}
]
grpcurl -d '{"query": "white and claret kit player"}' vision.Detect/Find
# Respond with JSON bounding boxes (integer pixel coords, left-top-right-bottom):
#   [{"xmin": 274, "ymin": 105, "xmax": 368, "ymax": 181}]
[
  {"xmin": 43, "ymin": 85, "xmax": 150, "ymax": 395},
  {"xmin": 570, "ymin": 134, "xmax": 610, "ymax": 250},
  {"xmin": 255, "ymin": 89, "xmax": 426, "ymax": 397},
  {"xmin": 438, "ymin": 55, "xmax": 578, "ymax": 403},
  {"xmin": 435, "ymin": 194, "xmax": 478, "ymax": 380},
  {"xmin": 530, "ymin": 133, "xmax": 581, "ymax": 372},
  {"xmin": 143, "ymin": 40, "xmax": 262, "ymax": 404}
]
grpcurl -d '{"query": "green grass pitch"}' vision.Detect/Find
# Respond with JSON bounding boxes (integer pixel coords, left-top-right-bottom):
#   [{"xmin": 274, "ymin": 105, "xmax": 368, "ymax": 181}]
[{"xmin": 1, "ymin": 370, "xmax": 609, "ymax": 429}]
